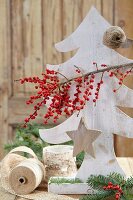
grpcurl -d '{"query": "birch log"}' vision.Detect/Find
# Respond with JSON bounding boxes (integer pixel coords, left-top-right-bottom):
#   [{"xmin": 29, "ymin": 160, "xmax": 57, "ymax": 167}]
[{"xmin": 43, "ymin": 145, "xmax": 77, "ymax": 180}]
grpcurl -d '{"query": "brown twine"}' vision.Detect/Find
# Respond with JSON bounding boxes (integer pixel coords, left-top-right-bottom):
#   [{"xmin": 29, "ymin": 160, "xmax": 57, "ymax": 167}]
[
  {"xmin": 0, "ymin": 146, "xmax": 78, "ymax": 200},
  {"xmin": 103, "ymin": 26, "xmax": 126, "ymax": 49}
]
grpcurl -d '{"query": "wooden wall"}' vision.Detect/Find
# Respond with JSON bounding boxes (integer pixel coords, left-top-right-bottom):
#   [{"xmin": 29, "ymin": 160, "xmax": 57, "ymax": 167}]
[{"xmin": 0, "ymin": 0, "xmax": 133, "ymax": 159}]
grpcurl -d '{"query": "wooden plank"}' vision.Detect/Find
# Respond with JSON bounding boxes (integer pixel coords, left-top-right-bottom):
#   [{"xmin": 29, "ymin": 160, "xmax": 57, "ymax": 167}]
[
  {"xmin": 0, "ymin": 0, "xmax": 10, "ymax": 159},
  {"xmin": 116, "ymin": 157, "xmax": 133, "ymax": 177},
  {"xmin": 115, "ymin": 134, "xmax": 133, "ymax": 157},
  {"xmin": 61, "ymin": 0, "xmax": 77, "ymax": 62},
  {"xmin": 82, "ymin": 0, "xmax": 101, "ymax": 17},
  {"xmin": 12, "ymin": 0, "xmax": 43, "ymax": 96},
  {"xmin": 8, "ymin": 97, "xmax": 44, "ymax": 125},
  {"xmin": 115, "ymin": 0, "xmax": 133, "ymax": 58},
  {"xmin": 22, "ymin": 0, "xmax": 43, "ymax": 93},
  {"xmin": 8, "ymin": 97, "xmax": 66, "ymax": 125},
  {"xmin": 7, "ymin": 1, "xmax": 12, "ymax": 98},
  {"xmin": 11, "ymin": 0, "xmax": 25, "ymax": 96},
  {"xmin": 102, "ymin": 0, "xmax": 114, "ymax": 23},
  {"xmin": 114, "ymin": 0, "xmax": 133, "ymax": 157},
  {"xmin": 42, "ymin": 0, "xmax": 63, "ymax": 65}
]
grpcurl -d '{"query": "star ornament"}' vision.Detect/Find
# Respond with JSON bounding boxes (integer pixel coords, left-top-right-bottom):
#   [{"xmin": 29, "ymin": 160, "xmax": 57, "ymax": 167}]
[{"xmin": 67, "ymin": 120, "xmax": 101, "ymax": 158}]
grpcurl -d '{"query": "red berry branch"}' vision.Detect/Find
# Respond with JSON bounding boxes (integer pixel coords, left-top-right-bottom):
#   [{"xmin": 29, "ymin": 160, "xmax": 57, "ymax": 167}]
[{"xmin": 17, "ymin": 62, "xmax": 133, "ymax": 127}]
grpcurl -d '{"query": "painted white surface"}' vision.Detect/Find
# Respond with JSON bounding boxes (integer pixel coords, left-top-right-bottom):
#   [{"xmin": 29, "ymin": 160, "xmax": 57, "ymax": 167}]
[
  {"xmin": 40, "ymin": 7, "xmax": 133, "ymax": 184},
  {"xmin": 48, "ymin": 177, "xmax": 94, "ymax": 195},
  {"xmin": 48, "ymin": 183, "xmax": 90, "ymax": 194},
  {"xmin": 40, "ymin": 112, "xmax": 82, "ymax": 144}
]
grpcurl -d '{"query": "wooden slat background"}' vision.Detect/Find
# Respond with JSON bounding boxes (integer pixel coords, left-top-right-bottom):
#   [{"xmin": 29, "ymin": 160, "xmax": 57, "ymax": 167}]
[{"xmin": 0, "ymin": 0, "xmax": 133, "ymax": 159}]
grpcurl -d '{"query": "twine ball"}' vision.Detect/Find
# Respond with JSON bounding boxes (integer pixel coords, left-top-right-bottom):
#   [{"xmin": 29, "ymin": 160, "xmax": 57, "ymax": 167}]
[{"xmin": 103, "ymin": 26, "xmax": 126, "ymax": 49}]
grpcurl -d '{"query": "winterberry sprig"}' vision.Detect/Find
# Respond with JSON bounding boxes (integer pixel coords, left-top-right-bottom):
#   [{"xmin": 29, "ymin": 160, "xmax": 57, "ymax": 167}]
[{"xmin": 17, "ymin": 62, "xmax": 133, "ymax": 127}]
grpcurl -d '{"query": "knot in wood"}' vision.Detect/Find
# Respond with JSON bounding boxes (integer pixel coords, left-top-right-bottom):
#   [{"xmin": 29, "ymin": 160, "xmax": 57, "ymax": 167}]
[{"xmin": 103, "ymin": 26, "xmax": 126, "ymax": 49}]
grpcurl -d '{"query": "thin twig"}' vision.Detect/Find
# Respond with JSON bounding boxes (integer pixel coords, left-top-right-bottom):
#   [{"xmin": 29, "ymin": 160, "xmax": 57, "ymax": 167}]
[
  {"xmin": 60, "ymin": 62, "xmax": 133, "ymax": 85},
  {"xmin": 56, "ymin": 71, "xmax": 69, "ymax": 80}
]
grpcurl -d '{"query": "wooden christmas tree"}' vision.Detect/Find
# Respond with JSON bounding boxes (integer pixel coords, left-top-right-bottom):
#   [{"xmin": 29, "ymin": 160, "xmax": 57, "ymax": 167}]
[{"xmin": 39, "ymin": 7, "xmax": 133, "ymax": 185}]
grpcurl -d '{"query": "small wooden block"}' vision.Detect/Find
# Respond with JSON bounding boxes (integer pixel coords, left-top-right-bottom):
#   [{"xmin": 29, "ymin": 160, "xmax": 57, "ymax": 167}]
[{"xmin": 48, "ymin": 181, "xmax": 89, "ymax": 195}]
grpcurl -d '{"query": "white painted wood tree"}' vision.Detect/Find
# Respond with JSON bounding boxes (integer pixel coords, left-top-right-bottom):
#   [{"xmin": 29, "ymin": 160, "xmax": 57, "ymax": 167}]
[{"xmin": 39, "ymin": 7, "xmax": 133, "ymax": 182}]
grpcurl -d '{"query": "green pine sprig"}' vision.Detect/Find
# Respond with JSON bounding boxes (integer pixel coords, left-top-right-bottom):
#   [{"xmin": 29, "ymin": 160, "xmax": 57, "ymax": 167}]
[
  {"xmin": 124, "ymin": 176, "xmax": 133, "ymax": 189},
  {"xmin": 81, "ymin": 173, "xmax": 133, "ymax": 200},
  {"xmin": 4, "ymin": 124, "xmax": 50, "ymax": 160},
  {"xmin": 80, "ymin": 191, "xmax": 115, "ymax": 200}
]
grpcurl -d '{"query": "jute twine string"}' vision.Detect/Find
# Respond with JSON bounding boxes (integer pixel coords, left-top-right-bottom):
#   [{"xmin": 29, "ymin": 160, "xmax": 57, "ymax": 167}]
[
  {"xmin": 103, "ymin": 26, "xmax": 126, "ymax": 49},
  {"xmin": 1, "ymin": 146, "xmax": 45, "ymax": 195},
  {"xmin": 0, "ymin": 146, "xmax": 77, "ymax": 200}
]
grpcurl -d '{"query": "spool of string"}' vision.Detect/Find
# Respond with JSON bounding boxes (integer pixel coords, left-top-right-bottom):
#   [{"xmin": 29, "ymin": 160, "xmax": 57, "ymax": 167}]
[
  {"xmin": 9, "ymin": 158, "xmax": 44, "ymax": 195},
  {"xmin": 0, "ymin": 148, "xmax": 76, "ymax": 200},
  {"xmin": 103, "ymin": 26, "xmax": 126, "ymax": 49},
  {"xmin": 1, "ymin": 146, "xmax": 45, "ymax": 195}
]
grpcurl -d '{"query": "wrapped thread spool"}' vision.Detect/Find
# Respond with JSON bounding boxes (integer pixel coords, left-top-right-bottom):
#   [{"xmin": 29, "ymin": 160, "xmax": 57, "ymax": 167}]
[
  {"xmin": 103, "ymin": 26, "xmax": 126, "ymax": 49},
  {"xmin": 9, "ymin": 158, "xmax": 44, "ymax": 195},
  {"xmin": 43, "ymin": 145, "xmax": 77, "ymax": 180}
]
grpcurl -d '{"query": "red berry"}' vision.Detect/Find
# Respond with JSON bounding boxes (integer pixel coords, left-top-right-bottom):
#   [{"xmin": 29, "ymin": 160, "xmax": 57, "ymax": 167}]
[
  {"xmin": 20, "ymin": 80, "xmax": 24, "ymax": 84},
  {"xmin": 90, "ymin": 85, "xmax": 93, "ymax": 89},
  {"xmin": 24, "ymin": 118, "xmax": 29, "ymax": 123},
  {"xmin": 119, "ymin": 82, "xmax": 122, "ymax": 85},
  {"xmin": 101, "ymin": 64, "xmax": 107, "ymax": 67},
  {"xmin": 109, "ymin": 72, "xmax": 114, "ymax": 77},
  {"xmin": 90, "ymin": 79, "xmax": 94, "ymax": 83},
  {"xmin": 91, "ymin": 74, "xmax": 95, "ymax": 79}
]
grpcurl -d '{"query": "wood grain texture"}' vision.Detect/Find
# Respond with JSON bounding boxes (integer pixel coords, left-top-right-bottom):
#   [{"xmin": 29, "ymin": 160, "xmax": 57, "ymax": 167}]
[
  {"xmin": 9, "ymin": 97, "xmax": 45, "ymax": 125},
  {"xmin": 23, "ymin": 0, "xmax": 43, "ymax": 93},
  {"xmin": 12, "ymin": 0, "xmax": 43, "ymax": 95},
  {"xmin": 102, "ymin": 0, "xmax": 114, "ymax": 24},
  {"xmin": 0, "ymin": 0, "xmax": 10, "ymax": 159},
  {"xmin": 42, "ymin": 0, "xmax": 63, "ymax": 65},
  {"xmin": 8, "ymin": 97, "xmax": 66, "ymax": 125},
  {"xmin": 11, "ymin": 0, "xmax": 25, "ymax": 96},
  {"xmin": 114, "ymin": 0, "xmax": 133, "ymax": 157}
]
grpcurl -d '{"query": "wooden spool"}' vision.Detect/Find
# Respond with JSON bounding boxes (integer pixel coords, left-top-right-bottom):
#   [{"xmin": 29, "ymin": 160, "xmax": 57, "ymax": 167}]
[{"xmin": 9, "ymin": 159, "xmax": 44, "ymax": 195}]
